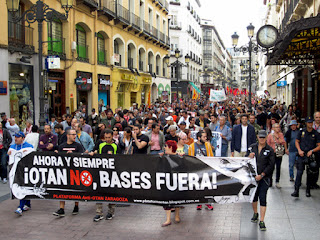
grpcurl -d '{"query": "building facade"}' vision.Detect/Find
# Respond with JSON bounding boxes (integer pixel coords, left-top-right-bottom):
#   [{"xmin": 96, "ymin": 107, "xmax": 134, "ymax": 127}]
[
  {"xmin": 169, "ymin": 0, "xmax": 202, "ymax": 100},
  {"xmin": 1, "ymin": 0, "xmax": 170, "ymax": 128}
]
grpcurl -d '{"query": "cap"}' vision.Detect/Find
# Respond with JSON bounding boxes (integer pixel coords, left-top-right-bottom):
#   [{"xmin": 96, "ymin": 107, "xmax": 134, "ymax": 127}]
[
  {"xmin": 257, "ymin": 130, "xmax": 267, "ymax": 138},
  {"xmin": 0, "ymin": 112, "xmax": 5, "ymax": 117},
  {"xmin": 14, "ymin": 131, "xmax": 25, "ymax": 138},
  {"xmin": 306, "ymin": 116, "xmax": 313, "ymax": 123},
  {"xmin": 179, "ymin": 121, "xmax": 186, "ymax": 125},
  {"xmin": 165, "ymin": 116, "xmax": 173, "ymax": 121},
  {"xmin": 169, "ymin": 110, "xmax": 174, "ymax": 113},
  {"xmin": 289, "ymin": 120, "xmax": 298, "ymax": 126}
]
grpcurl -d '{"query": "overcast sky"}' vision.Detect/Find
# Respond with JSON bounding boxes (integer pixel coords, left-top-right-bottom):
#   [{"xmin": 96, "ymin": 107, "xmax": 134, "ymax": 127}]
[{"xmin": 200, "ymin": 0, "xmax": 268, "ymax": 48}]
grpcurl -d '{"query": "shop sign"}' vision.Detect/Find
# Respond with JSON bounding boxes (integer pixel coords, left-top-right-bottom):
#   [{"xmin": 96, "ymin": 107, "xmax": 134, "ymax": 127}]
[
  {"xmin": 277, "ymin": 80, "xmax": 287, "ymax": 87},
  {"xmin": 0, "ymin": 81, "xmax": 8, "ymax": 95},
  {"xmin": 46, "ymin": 56, "xmax": 60, "ymax": 69},
  {"xmin": 121, "ymin": 74, "xmax": 135, "ymax": 82},
  {"xmin": 142, "ymin": 77, "xmax": 152, "ymax": 83},
  {"xmin": 75, "ymin": 72, "xmax": 92, "ymax": 91},
  {"xmin": 98, "ymin": 74, "xmax": 111, "ymax": 91}
]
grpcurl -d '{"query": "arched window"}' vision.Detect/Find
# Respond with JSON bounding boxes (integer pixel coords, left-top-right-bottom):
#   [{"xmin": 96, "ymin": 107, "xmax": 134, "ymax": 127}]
[{"xmin": 48, "ymin": 19, "xmax": 64, "ymax": 56}]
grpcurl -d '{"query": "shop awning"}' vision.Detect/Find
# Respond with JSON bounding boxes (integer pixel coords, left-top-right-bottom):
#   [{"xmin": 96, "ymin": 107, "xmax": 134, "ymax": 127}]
[
  {"xmin": 268, "ymin": 66, "xmax": 301, "ymax": 87},
  {"xmin": 267, "ymin": 14, "xmax": 320, "ymax": 66},
  {"xmin": 189, "ymin": 82, "xmax": 201, "ymax": 93}
]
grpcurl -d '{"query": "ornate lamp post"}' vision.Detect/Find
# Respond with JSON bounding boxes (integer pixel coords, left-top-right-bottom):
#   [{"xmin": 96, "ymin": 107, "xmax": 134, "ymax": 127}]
[
  {"xmin": 231, "ymin": 23, "xmax": 263, "ymax": 110},
  {"xmin": 6, "ymin": 0, "xmax": 73, "ymax": 133},
  {"xmin": 164, "ymin": 49, "xmax": 190, "ymax": 100}
]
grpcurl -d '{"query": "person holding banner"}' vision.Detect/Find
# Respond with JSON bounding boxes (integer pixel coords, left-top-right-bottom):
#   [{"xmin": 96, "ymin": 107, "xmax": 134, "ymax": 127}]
[
  {"xmin": 247, "ymin": 130, "xmax": 275, "ymax": 231},
  {"xmin": 161, "ymin": 140, "xmax": 181, "ymax": 227},
  {"xmin": 94, "ymin": 129, "xmax": 118, "ymax": 222},
  {"xmin": 188, "ymin": 130, "xmax": 214, "ymax": 210},
  {"xmin": 215, "ymin": 116, "xmax": 232, "ymax": 157},
  {"xmin": 53, "ymin": 129, "xmax": 84, "ymax": 217},
  {"xmin": 8, "ymin": 131, "xmax": 33, "ymax": 215}
]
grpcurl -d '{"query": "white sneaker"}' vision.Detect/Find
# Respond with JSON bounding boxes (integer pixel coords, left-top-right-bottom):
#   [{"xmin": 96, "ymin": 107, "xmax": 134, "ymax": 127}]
[
  {"xmin": 276, "ymin": 183, "xmax": 281, "ymax": 189},
  {"xmin": 23, "ymin": 205, "xmax": 30, "ymax": 211},
  {"xmin": 15, "ymin": 208, "xmax": 22, "ymax": 216},
  {"xmin": 2, "ymin": 178, "xmax": 7, "ymax": 184}
]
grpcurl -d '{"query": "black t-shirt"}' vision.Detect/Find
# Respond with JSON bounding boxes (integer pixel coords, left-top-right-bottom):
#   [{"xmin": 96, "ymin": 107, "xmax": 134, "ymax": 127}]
[
  {"xmin": 257, "ymin": 112, "xmax": 268, "ymax": 127},
  {"xmin": 132, "ymin": 134, "xmax": 149, "ymax": 154},
  {"xmin": 165, "ymin": 134, "xmax": 178, "ymax": 143},
  {"xmin": 297, "ymin": 128, "xmax": 320, "ymax": 152},
  {"xmin": 58, "ymin": 142, "xmax": 84, "ymax": 153},
  {"xmin": 268, "ymin": 112, "xmax": 281, "ymax": 120},
  {"xmin": 58, "ymin": 132, "xmax": 68, "ymax": 145}
]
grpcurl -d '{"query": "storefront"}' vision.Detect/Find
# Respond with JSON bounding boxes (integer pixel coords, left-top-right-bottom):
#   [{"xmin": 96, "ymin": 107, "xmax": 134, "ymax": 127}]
[
  {"xmin": 8, "ymin": 63, "xmax": 34, "ymax": 130},
  {"xmin": 98, "ymin": 74, "xmax": 111, "ymax": 113},
  {"xmin": 110, "ymin": 68, "xmax": 151, "ymax": 110},
  {"xmin": 75, "ymin": 71, "xmax": 92, "ymax": 112}
]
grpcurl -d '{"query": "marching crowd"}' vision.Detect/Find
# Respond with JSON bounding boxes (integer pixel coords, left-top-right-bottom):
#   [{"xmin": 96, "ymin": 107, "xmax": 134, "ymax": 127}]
[{"xmin": 1, "ymin": 96, "xmax": 320, "ymax": 231}]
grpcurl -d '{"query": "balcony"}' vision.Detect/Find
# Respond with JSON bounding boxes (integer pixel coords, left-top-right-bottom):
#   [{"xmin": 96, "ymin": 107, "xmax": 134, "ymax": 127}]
[
  {"xmin": 128, "ymin": 58, "xmax": 133, "ymax": 69},
  {"xmin": 151, "ymin": 27, "xmax": 159, "ymax": 41},
  {"xmin": 159, "ymin": 32, "xmax": 165, "ymax": 44},
  {"xmin": 114, "ymin": 54, "xmax": 122, "ymax": 66},
  {"xmin": 48, "ymin": 37, "xmax": 66, "ymax": 60},
  {"xmin": 116, "ymin": 3, "xmax": 130, "ymax": 26},
  {"xmin": 139, "ymin": 61, "xmax": 144, "ymax": 71},
  {"xmin": 170, "ymin": 0, "xmax": 180, "ymax": 5},
  {"xmin": 131, "ymin": 13, "xmax": 141, "ymax": 32},
  {"xmin": 76, "ymin": 0, "xmax": 98, "ymax": 11},
  {"xmin": 8, "ymin": 21, "xmax": 35, "ymax": 54},
  {"xmin": 99, "ymin": 0, "xmax": 116, "ymax": 21},
  {"xmin": 76, "ymin": 44, "xmax": 89, "ymax": 63},
  {"xmin": 97, "ymin": 50, "xmax": 107, "ymax": 66},
  {"xmin": 165, "ymin": 35, "xmax": 170, "ymax": 47},
  {"xmin": 169, "ymin": 22, "xmax": 182, "ymax": 30},
  {"xmin": 143, "ymin": 21, "xmax": 151, "ymax": 36}
]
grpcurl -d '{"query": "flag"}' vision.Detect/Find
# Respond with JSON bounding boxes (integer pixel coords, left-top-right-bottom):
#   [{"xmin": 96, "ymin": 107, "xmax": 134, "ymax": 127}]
[
  {"xmin": 192, "ymin": 89, "xmax": 199, "ymax": 99},
  {"xmin": 147, "ymin": 89, "xmax": 151, "ymax": 108}
]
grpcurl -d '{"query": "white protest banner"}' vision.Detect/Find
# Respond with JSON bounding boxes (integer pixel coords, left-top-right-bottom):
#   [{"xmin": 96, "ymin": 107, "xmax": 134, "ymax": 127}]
[{"xmin": 210, "ymin": 89, "xmax": 227, "ymax": 102}]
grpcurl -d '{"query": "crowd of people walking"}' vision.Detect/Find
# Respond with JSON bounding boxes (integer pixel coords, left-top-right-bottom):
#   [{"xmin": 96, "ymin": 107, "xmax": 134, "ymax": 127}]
[{"xmin": 1, "ymin": 95, "xmax": 319, "ymax": 231}]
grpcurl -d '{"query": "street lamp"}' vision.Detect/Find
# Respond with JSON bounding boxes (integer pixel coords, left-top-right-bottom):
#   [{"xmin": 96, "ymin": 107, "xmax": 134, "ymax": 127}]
[
  {"xmin": 231, "ymin": 23, "xmax": 263, "ymax": 110},
  {"xmin": 7, "ymin": 0, "xmax": 73, "ymax": 133},
  {"xmin": 164, "ymin": 49, "xmax": 190, "ymax": 100}
]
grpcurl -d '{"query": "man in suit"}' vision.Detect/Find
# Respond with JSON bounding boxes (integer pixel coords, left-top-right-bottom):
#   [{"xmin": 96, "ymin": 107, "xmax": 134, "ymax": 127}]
[{"xmin": 231, "ymin": 114, "xmax": 257, "ymax": 157}]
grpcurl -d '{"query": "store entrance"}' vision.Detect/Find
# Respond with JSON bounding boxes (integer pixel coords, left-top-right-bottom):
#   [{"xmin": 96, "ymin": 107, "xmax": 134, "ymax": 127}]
[{"xmin": 77, "ymin": 91, "xmax": 88, "ymax": 111}]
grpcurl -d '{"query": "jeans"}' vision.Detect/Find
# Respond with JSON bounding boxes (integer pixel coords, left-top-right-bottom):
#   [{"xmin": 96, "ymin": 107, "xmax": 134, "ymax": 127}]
[
  {"xmin": 275, "ymin": 156, "xmax": 283, "ymax": 183},
  {"xmin": 289, "ymin": 151, "xmax": 297, "ymax": 179},
  {"xmin": 18, "ymin": 200, "xmax": 31, "ymax": 209},
  {"xmin": 0, "ymin": 148, "xmax": 8, "ymax": 179},
  {"xmin": 221, "ymin": 144, "xmax": 228, "ymax": 157}
]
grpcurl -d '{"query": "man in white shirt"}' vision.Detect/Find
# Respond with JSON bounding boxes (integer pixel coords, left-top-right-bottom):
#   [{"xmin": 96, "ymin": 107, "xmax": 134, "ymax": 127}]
[
  {"xmin": 24, "ymin": 125, "xmax": 40, "ymax": 150},
  {"xmin": 178, "ymin": 111, "xmax": 190, "ymax": 128}
]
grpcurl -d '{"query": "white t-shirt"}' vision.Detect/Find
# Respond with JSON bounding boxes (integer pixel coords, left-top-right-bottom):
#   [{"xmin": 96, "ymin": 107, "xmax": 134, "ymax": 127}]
[{"xmin": 241, "ymin": 125, "xmax": 248, "ymax": 152}]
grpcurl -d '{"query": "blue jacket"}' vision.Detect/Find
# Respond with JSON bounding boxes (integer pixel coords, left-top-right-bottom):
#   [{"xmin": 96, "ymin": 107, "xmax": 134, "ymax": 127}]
[
  {"xmin": 76, "ymin": 131, "xmax": 94, "ymax": 152},
  {"xmin": 10, "ymin": 142, "xmax": 34, "ymax": 150},
  {"xmin": 231, "ymin": 124, "xmax": 256, "ymax": 153}
]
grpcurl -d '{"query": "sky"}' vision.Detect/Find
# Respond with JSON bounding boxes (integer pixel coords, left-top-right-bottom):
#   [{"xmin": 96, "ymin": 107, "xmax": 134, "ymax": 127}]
[{"xmin": 200, "ymin": 0, "xmax": 268, "ymax": 48}]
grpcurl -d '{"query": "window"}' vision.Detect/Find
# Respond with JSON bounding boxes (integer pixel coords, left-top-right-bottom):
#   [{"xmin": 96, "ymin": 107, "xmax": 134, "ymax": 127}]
[
  {"xmin": 48, "ymin": 19, "xmax": 63, "ymax": 55},
  {"xmin": 76, "ymin": 24, "xmax": 87, "ymax": 61},
  {"xmin": 97, "ymin": 33, "xmax": 106, "ymax": 65}
]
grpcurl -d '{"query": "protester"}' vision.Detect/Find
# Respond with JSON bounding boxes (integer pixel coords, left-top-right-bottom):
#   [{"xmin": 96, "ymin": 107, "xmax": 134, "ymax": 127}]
[
  {"xmin": 161, "ymin": 140, "xmax": 181, "ymax": 227},
  {"xmin": 23, "ymin": 119, "xmax": 33, "ymax": 136},
  {"xmin": 61, "ymin": 114, "xmax": 72, "ymax": 130},
  {"xmin": 247, "ymin": 130, "xmax": 275, "ymax": 231},
  {"xmin": 231, "ymin": 114, "xmax": 256, "ymax": 157},
  {"xmin": 215, "ymin": 116, "xmax": 232, "ymax": 157},
  {"xmin": 146, "ymin": 123, "xmax": 165, "ymax": 154},
  {"xmin": 209, "ymin": 114, "xmax": 219, "ymax": 131},
  {"xmin": 165, "ymin": 125, "xmax": 178, "ymax": 143},
  {"xmin": 38, "ymin": 125, "xmax": 58, "ymax": 151},
  {"xmin": 53, "ymin": 129, "xmax": 84, "ymax": 217},
  {"xmin": 79, "ymin": 117, "xmax": 93, "ymax": 138},
  {"xmin": 266, "ymin": 123, "xmax": 287, "ymax": 188},
  {"xmin": 1, "ymin": 113, "xmax": 8, "ymax": 129},
  {"xmin": 119, "ymin": 127, "xmax": 134, "ymax": 154},
  {"xmin": 188, "ymin": 117, "xmax": 200, "ymax": 131},
  {"xmin": 249, "ymin": 114, "xmax": 261, "ymax": 136},
  {"xmin": 54, "ymin": 124, "xmax": 67, "ymax": 146},
  {"xmin": 94, "ymin": 129, "xmax": 118, "ymax": 221},
  {"xmin": 6, "ymin": 118, "xmax": 19, "ymax": 145},
  {"xmin": 24, "ymin": 125, "xmax": 39, "ymax": 150},
  {"xmin": 285, "ymin": 120, "xmax": 299, "ymax": 182},
  {"xmin": 88, "ymin": 108, "xmax": 100, "ymax": 132},
  {"xmin": 188, "ymin": 130, "xmax": 214, "ymax": 210},
  {"xmin": 74, "ymin": 123, "xmax": 94, "ymax": 153},
  {"xmin": 184, "ymin": 129, "xmax": 194, "ymax": 146},
  {"xmin": 176, "ymin": 131, "xmax": 189, "ymax": 155},
  {"xmin": 49, "ymin": 115, "xmax": 58, "ymax": 135},
  {"xmin": 0, "ymin": 122, "xmax": 12, "ymax": 183},
  {"xmin": 132, "ymin": 124, "xmax": 149, "ymax": 154},
  {"xmin": 8, "ymin": 131, "xmax": 33, "ymax": 215}
]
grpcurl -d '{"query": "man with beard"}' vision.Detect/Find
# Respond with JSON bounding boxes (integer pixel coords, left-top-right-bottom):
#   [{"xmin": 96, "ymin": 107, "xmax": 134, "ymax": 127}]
[{"xmin": 132, "ymin": 124, "xmax": 149, "ymax": 154}]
